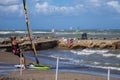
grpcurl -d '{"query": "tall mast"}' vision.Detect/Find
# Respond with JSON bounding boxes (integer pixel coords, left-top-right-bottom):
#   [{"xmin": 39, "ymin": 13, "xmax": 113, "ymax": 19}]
[{"xmin": 23, "ymin": 0, "xmax": 39, "ymax": 64}]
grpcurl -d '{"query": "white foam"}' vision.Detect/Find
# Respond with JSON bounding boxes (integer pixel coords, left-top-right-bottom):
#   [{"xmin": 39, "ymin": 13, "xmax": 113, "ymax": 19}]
[
  {"xmin": 93, "ymin": 62, "xmax": 101, "ymax": 65},
  {"xmin": 70, "ymin": 49, "xmax": 109, "ymax": 56},
  {"xmin": 0, "ymin": 31, "xmax": 11, "ymax": 34},
  {"xmin": 50, "ymin": 55, "xmax": 72, "ymax": 61},
  {"xmin": 55, "ymin": 32, "xmax": 73, "ymax": 35},
  {"xmin": 34, "ymin": 31, "xmax": 51, "ymax": 34},
  {"xmin": 0, "ymin": 30, "xmax": 27, "ymax": 34},
  {"xmin": 88, "ymin": 32, "xmax": 109, "ymax": 35},
  {"xmin": 102, "ymin": 53, "xmax": 120, "ymax": 58},
  {"xmin": 116, "ymin": 54, "xmax": 120, "ymax": 58},
  {"xmin": 59, "ymin": 58, "xmax": 120, "ymax": 71},
  {"xmin": 14, "ymin": 31, "xmax": 27, "ymax": 34},
  {"xmin": 82, "ymin": 49, "xmax": 108, "ymax": 53},
  {"xmin": 70, "ymin": 50, "xmax": 94, "ymax": 56},
  {"xmin": 102, "ymin": 53, "xmax": 116, "ymax": 57}
]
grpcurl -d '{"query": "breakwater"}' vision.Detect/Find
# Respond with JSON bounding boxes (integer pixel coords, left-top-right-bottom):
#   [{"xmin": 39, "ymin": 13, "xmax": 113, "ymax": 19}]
[
  {"xmin": 0, "ymin": 38, "xmax": 120, "ymax": 52},
  {"xmin": 58, "ymin": 38, "xmax": 120, "ymax": 49},
  {"xmin": 0, "ymin": 39, "xmax": 58, "ymax": 52}
]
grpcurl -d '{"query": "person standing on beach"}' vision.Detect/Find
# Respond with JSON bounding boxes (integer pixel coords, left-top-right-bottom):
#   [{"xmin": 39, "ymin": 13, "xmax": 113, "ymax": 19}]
[{"xmin": 10, "ymin": 36, "xmax": 29, "ymax": 70}]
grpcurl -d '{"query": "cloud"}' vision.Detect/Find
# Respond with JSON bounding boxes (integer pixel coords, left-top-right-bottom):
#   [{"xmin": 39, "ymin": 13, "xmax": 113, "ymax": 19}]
[
  {"xmin": 0, "ymin": 4, "xmax": 23, "ymax": 15},
  {"xmin": 0, "ymin": 5, "xmax": 17, "ymax": 12},
  {"xmin": 1, "ymin": 0, "xmax": 120, "ymax": 16},
  {"xmin": 35, "ymin": 2, "xmax": 84, "ymax": 15},
  {"xmin": 0, "ymin": 0, "xmax": 23, "ymax": 15},
  {"xmin": 107, "ymin": 1, "xmax": 120, "ymax": 13},
  {"xmin": 34, "ymin": 0, "xmax": 107, "ymax": 15},
  {"xmin": 0, "ymin": 0, "xmax": 19, "ymax": 4}
]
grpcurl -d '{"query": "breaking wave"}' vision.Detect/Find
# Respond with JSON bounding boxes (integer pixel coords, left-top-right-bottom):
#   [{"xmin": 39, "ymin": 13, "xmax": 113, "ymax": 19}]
[{"xmin": 70, "ymin": 49, "xmax": 109, "ymax": 56}]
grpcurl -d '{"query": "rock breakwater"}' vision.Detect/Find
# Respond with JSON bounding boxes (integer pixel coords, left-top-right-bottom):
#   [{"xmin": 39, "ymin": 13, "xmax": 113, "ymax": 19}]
[
  {"xmin": 58, "ymin": 38, "xmax": 120, "ymax": 49},
  {"xmin": 0, "ymin": 37, "xmax": 120, "ymax": 51},
  {"xmin": 0, "ymin": 37, "xmax": 58, "ymax": 52}
]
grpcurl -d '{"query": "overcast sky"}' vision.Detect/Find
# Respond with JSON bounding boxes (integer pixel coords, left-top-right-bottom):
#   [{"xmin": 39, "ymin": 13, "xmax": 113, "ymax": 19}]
[{"xmin": 0, "ymin": 0, "xmax": 120, "ymax": 30}]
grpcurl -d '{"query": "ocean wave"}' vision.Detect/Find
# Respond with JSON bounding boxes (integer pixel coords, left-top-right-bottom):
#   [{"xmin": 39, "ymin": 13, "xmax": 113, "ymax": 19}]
[
  {"xmin": 0, "ymin": 30, "xmax": 53, "ymax": 35},
  {"xmin": 93, "ymin": 61, "xmax": 101, "ymax": 65},
  {"xmin": 14, "ymin": 31, "xmax": 27, "ymax": 34},
  {"xmin": 62, "ymin": 59, "xmax": 120, "ymax": 71},
  {"xmin": 102, "ymin": 53, "xmax": 120, "ymax": 58},
  {"xmin": 34, "ymin": 31, "xmax": 52, "ymax": 34},
  {"xmin": 88, "ymin": 32, "xmax": 109, "ymax": 35},
  {"xmin": 102, "ymin": 53, "xmax": 116, "ymax": 57},
  {"xmin": 57, "ymin": 57, "xmax": 120, "ymax": 71},
  {"xmin": 70, "ymin": 49, "xmax": 109, "ymax": 56},
  {"xmin": 0, "ymin": 31, "xmax": 26, "ymax": 34},
  {"xmin": 0, "ymin": 31, "xmax": 12, "ymax": 34},
  {"xmin": 49, "ymin": 54, "xmax": 101, "ymax": 66},
  {"xmin": 55, "ymin": 32, "xmax": 73, "ymax": 35},
  {"xmin": 116, "ymin": 54, "xmax": 120, "ymax": 58},
  {"xmin": 91, "ymin": 65, "xmax": 120, "ymax": 71},
  {"xmin": 82, "ymin": 49, "xmax": 108, "ymax": 54},
  {"xmin": 42, "ymin": 49, "xmax": 119, "ymax": 70},
  {"xmin": 49, "ymin": 55, "xmax": 78, "ymax": 62}
]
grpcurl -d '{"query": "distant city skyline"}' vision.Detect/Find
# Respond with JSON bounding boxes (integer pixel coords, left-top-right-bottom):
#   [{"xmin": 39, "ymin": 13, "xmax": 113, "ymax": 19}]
[{"xmin": 0, "ymin": 0, "xmax": 120, "ymax": 30}]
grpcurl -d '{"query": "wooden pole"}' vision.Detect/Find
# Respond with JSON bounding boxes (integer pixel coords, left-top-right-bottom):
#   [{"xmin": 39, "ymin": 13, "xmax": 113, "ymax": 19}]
[{"xmin": 23, "ymin": 0, "xmax": 39, "ymax": 64}]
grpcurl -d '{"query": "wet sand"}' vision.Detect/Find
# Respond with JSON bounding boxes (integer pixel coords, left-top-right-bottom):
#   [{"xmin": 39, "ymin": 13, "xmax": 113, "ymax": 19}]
[
  {"xmin": 0, "ymin": 51, "xmax": 34, "ymax": 64},
  {"xmin": 0, "ymin": 51, "xmax": 119, "ymax": 80}
]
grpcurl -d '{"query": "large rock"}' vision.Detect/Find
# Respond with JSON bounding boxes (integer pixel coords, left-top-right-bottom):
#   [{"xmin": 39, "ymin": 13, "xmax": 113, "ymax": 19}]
[{"xmin": 112, "ymin": 41, "xmax": 120, "ymax": 49}]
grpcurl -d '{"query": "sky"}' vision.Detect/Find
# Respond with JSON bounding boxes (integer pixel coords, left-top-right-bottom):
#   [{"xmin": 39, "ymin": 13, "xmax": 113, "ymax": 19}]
[{"xmin": 0, "ymin": 0, "xmax": 120, "ymax": 30}]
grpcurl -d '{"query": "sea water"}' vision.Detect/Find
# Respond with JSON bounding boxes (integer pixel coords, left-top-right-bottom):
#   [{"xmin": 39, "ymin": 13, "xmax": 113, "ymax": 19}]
[
  {"xmin": 0, "ymin": 29, "xmax": 120, "ymax": 39},
  {"xmin": 24, "ymin": 48, "xmax": 120, "ymax": 78}
]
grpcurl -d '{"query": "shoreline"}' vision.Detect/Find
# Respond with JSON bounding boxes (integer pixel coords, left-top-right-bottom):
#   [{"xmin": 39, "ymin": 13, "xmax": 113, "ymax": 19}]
[{"xmin": 0, "ymin": 51, "xmax": 120, "ymax": 80}]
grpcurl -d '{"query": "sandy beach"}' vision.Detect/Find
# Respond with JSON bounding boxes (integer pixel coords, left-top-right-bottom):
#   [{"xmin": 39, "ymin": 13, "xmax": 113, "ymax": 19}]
[{"xmin": 0, "ymin": 51, "xmax": 119, "ymax": 80}]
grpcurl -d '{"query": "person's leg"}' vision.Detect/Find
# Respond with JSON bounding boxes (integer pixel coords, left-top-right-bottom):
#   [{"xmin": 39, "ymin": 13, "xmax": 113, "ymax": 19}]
[
  {"xmin": 16, "ymin": 53, "xmax": 26, "ymax": 70},
  {"xmin": 21, "ymin": 57, "xmax": 26, "ymax": 70}
]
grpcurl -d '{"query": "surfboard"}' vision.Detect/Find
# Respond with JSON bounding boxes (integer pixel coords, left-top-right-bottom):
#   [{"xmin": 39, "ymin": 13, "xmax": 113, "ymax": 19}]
[
  {"xmin": 14, "ymin": 64, "xmax": 51, "ymax": 70},
  {"xmin": 27, "ymin": 64, "xmax": 51, "ymax": 70}
]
